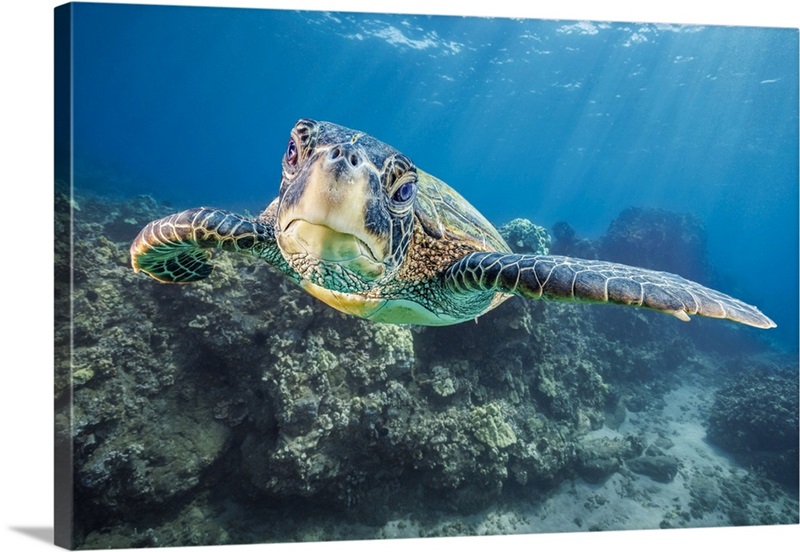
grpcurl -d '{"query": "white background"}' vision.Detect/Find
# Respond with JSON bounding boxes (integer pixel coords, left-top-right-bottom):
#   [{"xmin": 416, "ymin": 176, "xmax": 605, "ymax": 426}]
[{"xmin": 1, "ymin": 1, "xmax": 797, "ymax": 551}]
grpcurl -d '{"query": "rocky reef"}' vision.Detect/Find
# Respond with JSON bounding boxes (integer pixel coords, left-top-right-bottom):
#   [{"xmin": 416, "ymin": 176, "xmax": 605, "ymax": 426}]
[
  {"xmin": 600, "ymin": 207, "xmax": 712, "ymax": 283},
  {"xmin": 55, "ymin": 185, "xmax": 798, "ymax": 548},
  {"xmin": 707, "ymin": 366, "xmax": 799, "ymax": 488},
  {"xmin": 552, "ymin": 207, "xmax": 711, "ymax": 282},
  {"xmin": 498, "ymin": 218, "xmax": 551, "ymax": 255}
]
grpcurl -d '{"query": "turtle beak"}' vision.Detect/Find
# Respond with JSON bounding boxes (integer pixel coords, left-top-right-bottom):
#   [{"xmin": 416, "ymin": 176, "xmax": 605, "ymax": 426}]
[
  {"xmin": 277, "ymin": 145, "xmax": 390, "ymax": 284},
  {"xmin": 279, "ymin": 219, "xmax": 385, "ymax": 280}
]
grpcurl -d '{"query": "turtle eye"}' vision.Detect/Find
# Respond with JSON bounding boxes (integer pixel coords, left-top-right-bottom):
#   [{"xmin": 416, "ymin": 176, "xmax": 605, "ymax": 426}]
[
  {"xmin": 392, "ymin": 181, "xmax": 416, "ymax": 205},
  {"xmin": 286, "ymin": 139, "xmax": 298, "ymax": 167}
]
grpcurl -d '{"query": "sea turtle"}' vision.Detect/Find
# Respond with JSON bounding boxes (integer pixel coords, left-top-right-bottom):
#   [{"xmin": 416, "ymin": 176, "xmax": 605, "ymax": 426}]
[{"xmin": 130, "ymin": 119, "xmax": 775, "ymax": 329}]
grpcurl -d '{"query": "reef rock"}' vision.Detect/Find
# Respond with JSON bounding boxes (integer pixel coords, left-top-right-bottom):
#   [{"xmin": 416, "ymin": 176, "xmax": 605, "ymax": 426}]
[
  {"xmin": 550, "ymin": 221, "xmax": 599, "ymax": 259},
  {"xmin": 706, "ymin": 368, "xmax": 799, "ymax": 487},
  {"xmin": 498, "ymin": 218, "xmax": 550, "ymax": 255},
  {"xmin": 627, "ymin": 454, "xmax": 680, "ymax": 483},
  {"xmin": 600, "ymin": 207, "xmax": 711, "ymax": 283},
  {"xmin": 575, "ymin": 435, "xmax": 645, "ymax": 483}
]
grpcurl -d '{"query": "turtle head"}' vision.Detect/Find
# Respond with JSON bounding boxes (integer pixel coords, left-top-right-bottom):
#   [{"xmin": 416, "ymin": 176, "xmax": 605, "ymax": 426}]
[{"xmin": 275, "ymin": 119, "xmax": 418, "ymax": 292}]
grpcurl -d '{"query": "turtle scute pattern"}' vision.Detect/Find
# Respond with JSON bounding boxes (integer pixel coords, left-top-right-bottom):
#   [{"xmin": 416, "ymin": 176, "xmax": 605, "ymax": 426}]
[{"xmin": 445, "ymin": 252, "xmax": 776, "ymax": 329}]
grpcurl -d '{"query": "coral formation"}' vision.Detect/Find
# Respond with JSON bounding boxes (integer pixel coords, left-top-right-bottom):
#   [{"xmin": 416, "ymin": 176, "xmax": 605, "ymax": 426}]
[
  {"xmin": 498, "ymin": 218, "xmax": 550, "ymax": 255},
  {"xmin": 551, "ymin": 207, "xmax": 712, "ymax": 284},
  {"xmin": 550, "ymin": 221, "xmax": 598, "ymax": 259},
  {"xmin": 706, "ymin": 368, "xmax": 799, "ymax": 487},
  {"xmin": 54, "ymin": 187, "xmax": 798, "ymax": 548},
  {"xmin": 470, "ymin": 402, "xmax": 517, "ymax": 449}
]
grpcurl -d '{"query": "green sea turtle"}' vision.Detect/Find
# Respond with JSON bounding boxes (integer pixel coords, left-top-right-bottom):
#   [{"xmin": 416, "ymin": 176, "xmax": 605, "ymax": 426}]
[{"xmin": 130, "ymin": 119, "xmax": 775, "ymax": 329}]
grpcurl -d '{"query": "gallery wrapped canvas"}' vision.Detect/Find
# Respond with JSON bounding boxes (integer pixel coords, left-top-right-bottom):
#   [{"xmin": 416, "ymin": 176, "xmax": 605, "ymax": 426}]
[{"xmin": 54, "ymin": 2, "xmax": 799, "ymax": 549}]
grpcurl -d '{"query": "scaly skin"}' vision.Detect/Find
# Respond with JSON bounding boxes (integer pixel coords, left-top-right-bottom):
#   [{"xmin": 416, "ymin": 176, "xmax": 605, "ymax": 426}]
[
  {"xmin": 444, "ymin": 252, "xmax": 776, "ymax": 329},
  {"xmin": 130, "ymin": 207, "xmax": 296, "ymax": 283}
]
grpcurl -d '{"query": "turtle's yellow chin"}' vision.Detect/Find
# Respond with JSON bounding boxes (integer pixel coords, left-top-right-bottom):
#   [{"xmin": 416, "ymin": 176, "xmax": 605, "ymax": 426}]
[{"xmin": 278, "ymin": 219, "xmax": 386, "ymax": 280}]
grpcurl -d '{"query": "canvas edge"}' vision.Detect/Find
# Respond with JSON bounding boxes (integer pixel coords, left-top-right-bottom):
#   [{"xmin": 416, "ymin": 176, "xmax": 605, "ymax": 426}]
[{"xmin": 54, "ymin": 2, "xmax": 74, "ymax": 549}]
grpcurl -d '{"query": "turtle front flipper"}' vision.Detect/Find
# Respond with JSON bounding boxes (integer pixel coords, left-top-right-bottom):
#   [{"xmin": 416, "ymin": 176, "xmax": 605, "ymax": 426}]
[
  {"xmin": 131, "ymin": 207, "xmax": 278, "ymax": 283},
  {"xmin": 445, "ymin": 252, "xmax": 776, "ymax": 329}
]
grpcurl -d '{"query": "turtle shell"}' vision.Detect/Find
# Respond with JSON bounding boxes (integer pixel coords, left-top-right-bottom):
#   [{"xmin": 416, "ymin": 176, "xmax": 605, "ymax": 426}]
[
  {"xmin": 415, "ymin": 169, "xmax": 511, "ymax": 254},
  {"xmin": 389, "ymin": 169, "xmax": 512, "ymax": 287}
]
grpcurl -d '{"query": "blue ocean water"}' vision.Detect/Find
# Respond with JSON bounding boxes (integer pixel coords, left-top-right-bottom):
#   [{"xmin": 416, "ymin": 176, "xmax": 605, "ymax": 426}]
[{"xmin": 70, "ymin": 3, "xmax": 798, "ymax": 350}]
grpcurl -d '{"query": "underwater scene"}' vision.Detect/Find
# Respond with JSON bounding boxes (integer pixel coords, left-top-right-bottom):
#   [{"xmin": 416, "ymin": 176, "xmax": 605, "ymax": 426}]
[{"xmin": 55, "ymin": 3, "xmax": 799, "ymax": 549}]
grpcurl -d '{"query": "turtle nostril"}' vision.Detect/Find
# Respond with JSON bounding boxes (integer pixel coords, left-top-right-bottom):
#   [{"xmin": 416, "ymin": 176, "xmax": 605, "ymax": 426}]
[{"xmin": 328, "ymin": 146, "xmax": 361, "ymax": 168}]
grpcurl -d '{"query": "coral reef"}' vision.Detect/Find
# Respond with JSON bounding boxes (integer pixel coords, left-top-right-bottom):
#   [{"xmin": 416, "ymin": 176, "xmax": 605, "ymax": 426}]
[
  {"xmin": 498, "ymin": 218, "xmax": 550, "ymax": 255},
  {"xmin": 706, "ymin": 368, "xmax": 799, "ymax": 488},
  {"xmin": 599, "ymin": 207, "xmax": 711, "ymax": 283},
  {"xmin": 550, "ymin": 221, "xmax": 598, "ymax": 259},
  {"xmin": 54, "ymin": 187, "xmax": 798, "ymax": 548},
  {"xmin": 470, "ymin": 402, "xmax": 517, "ymax": 449},
  {"xmin": 551, "ymin": 207, "xmax": 712, "ymax": 283}
]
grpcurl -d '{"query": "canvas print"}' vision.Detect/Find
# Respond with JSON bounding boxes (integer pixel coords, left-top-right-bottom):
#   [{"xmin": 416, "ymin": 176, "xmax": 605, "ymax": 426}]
[{"xmin": 54, "ymin": 2, "xmax": 799, "ymax": 549}]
